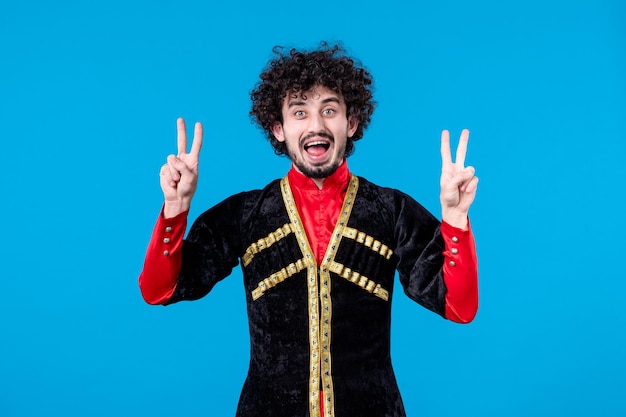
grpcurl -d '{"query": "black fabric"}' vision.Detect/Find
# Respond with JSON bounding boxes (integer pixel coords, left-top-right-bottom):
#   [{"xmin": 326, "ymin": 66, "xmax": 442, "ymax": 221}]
[{"xmin": 167, "ymin": 177, "xmax": 445, "ymax": 417}]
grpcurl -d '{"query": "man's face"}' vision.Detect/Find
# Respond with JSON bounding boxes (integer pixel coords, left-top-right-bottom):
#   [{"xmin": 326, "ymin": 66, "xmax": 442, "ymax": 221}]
[{"xmin": 271, "ymin": 85, "xmax": 359, "ymax": 180}]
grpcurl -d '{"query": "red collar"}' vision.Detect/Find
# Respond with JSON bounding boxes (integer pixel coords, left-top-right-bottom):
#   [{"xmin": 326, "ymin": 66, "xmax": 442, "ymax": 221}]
[{"xmin": 287, "ymin": 161, "xmax": 350, "ymax": 192}]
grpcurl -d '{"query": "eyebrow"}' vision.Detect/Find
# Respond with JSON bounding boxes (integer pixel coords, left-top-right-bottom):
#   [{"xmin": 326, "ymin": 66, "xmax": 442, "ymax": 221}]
[{"xmin": 287, "ymin": 96, "xmax": 341, "ymax": 108}]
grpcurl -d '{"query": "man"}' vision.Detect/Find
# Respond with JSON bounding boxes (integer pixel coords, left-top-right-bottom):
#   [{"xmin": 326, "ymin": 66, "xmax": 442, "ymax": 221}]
[{"xmin": 139, "ymin": 44, "xmax": 478, "ymax": 417}]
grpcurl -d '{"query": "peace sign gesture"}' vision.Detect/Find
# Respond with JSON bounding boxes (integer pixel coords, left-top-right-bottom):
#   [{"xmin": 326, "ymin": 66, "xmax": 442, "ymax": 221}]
[
  {"xmin": 160, "ymin": 118, "xmax": 204, "ymax": 218},
  {"xmin": 439, "ymin": 129, "xmax": 478, "ymax": 230}
]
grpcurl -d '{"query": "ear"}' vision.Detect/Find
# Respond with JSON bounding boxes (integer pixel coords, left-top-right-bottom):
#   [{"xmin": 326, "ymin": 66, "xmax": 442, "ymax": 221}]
[
  {"xmin": 347, "ymin": 116, "xmax": 359, "ymax": 138},
  {"xmin": 271, "ymin": 121, "xmax": 285, "ymax": 142}
]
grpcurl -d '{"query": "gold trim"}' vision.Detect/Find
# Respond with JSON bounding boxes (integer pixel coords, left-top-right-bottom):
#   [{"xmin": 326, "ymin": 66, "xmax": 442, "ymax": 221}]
[
  {"xmin": 342, "ymin": 227, "xmax": 394, "ymax": 260},
  {"xmin": 242, "ymin": 223, "xmax": 293, "ymax": 267},
  {"xmin": 280, "ymin": 177, "xmax": 321, "ymax": 417},
  {"xmin": 318, "ymin": 175, "xmax": 359, "ymax": 416},
  {"xmin": 280, "ymin": 174, "xmax": 360, "ymax": 417},
  {"xmin": 251, "ymin": 258, "xmax": 307, "ymax": 300},
  {"xmin": 328, "ymin": 261, "xmax": 389, "ymax": 301}
]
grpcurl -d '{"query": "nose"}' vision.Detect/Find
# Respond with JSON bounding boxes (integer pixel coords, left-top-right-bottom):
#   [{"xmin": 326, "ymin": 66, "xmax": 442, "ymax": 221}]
[{"xmin": 308, "ymin": 111, "xmax": 324, "ymax": 133}]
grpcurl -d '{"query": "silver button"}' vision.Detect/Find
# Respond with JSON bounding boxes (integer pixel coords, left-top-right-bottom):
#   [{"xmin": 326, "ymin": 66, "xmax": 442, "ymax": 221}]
[
  {"xmin": 163, "ymin": 250, "xmax": 169, "ymax": 256},
  {"xmin": 452, "ymin": 236, "xmax": 459, "ymax": 243},
  {"xmin": 451, "ymin": 248, "xmax": 458, "ymax": 255},
  {"xmin": 165, "ymin": 226, "xmax": 172, "ymax": 233},
  {"xmin": 449, "ymin": 260, "xmax": 456, "ymax": 267},
  {"xmin": 163, "ymin": 238, "xmax": 171, "ymax": 244}
]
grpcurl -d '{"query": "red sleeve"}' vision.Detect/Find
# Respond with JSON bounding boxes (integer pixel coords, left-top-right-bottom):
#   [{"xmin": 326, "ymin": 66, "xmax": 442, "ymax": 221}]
[
  {"xmin": 441, "ymin": 220, "xmax": 478, "ymax": 323},
  {"xmin": 138, "ymin": 208, "xmax": 188, "ymax": 305}
]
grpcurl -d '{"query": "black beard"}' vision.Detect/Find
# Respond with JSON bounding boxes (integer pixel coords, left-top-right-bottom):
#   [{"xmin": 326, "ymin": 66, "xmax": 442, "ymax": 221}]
[{"xmin": 293, "ymin": 159, "xmax": 342, "ymax": 179}]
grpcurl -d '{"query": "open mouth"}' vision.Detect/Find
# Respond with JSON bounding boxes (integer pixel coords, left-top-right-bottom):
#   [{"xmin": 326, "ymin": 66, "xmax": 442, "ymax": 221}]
[{"xmin": 304, "ymin": 140, "xmax": 331, "ymax": 157}]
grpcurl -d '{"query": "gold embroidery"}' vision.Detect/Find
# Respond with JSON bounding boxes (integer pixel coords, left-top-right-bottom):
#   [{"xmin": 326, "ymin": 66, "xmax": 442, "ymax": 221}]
[
  {"xmin": 251, "ymin": 258, "xmax": 306, "ymax": 300},
  {"xmin": 341, "ymin": 227, "xmax": 394, "ymax": 260},
  {"xmin": 280, "ymin": 177, "xmax": 321, "ymax": 416},
  {"xmin": 242, "ymin": 224, "xmax": 293, "ymax": 267},
  {"xmin": 343, "ymin": 228, "xmax": 357, "ymax": 239},
  {"xmin": 279, "ymin": 174, "xmax": 360, "ymax": 417},
  {"xmin": 328, "ymin": 261, "xmax": 390, "ymax": 302},
  {"xmin": 358, "ymin": 276, "xmax": 368, "ymax": 288},
  {"xmin": 318, "ymin": 175, "xmax": 359, "ymax": 416},
  {"xmin": 373, "ymin": 284, "xmax": 389, "ymax": 300}
]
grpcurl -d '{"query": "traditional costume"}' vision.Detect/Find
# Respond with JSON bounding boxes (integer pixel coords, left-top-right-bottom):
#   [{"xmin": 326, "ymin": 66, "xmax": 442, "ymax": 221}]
[{"xmin": 139, "ymin": 162, "xmax": 478, "ymax": 417}]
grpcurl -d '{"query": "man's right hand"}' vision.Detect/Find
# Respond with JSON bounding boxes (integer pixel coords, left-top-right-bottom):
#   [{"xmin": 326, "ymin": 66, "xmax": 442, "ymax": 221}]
[{"xmin": 159, "ymin": 118, "xmax": 203, "ymax": 218}]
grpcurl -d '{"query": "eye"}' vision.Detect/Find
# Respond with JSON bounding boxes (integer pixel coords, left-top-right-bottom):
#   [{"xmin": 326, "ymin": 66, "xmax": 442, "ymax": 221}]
[
  {"xmin": 294, "ymin": 110, "xmax": 305, "ymax": 118},
  {"xmin": 322, "ymin": 108, "xmax": 336, "ymax": 116}
]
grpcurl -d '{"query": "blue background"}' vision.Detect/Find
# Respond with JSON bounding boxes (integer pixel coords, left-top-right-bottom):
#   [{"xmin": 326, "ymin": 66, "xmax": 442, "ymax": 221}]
[{"xmin": 1, "ymin": 0, "xmax": 625, "ymax": 416}]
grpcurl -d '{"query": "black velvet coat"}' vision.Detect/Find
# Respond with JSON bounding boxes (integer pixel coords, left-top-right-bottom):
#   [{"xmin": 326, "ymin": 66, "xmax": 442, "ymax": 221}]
[{"xmin": 167, "ymin": 175, "xmax": 446, "ymax": 417}]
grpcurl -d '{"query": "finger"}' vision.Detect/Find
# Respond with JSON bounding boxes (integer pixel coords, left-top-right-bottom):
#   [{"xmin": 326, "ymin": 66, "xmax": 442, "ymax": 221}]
[
  {"xmin": 189, "ymin": 122, "xmax": 203, "ymax": 158},
  {"xmin": 440, "ymin": 130, "xmax": 452, "ymax": 166},
  {"xmin": 177, "ymin": 117, "xmax": 188, "ymax": 156},
  {"xmin": 459, "ymin": 177, "xmax": 478, "ymax": 197},
  {"xmin": 167, "ymin": 154, "xmax": 182, "ymax": 181},
  {"xmin": 455, "ymin": 129, "xmax": 470, "ymax": 167},
  {"xmin": 458, "ymin": 168, "xmax": 477, "ymax": 192},
  {"xmin": 462, "ymin": 166, "xmax": 475, "ymax": 180},
  {"xmin": 462, "ymin": 176, "xmax": 479, "ymax": 194},
  {"xmin": 444, "ymin": 166, "xmax": 475, "ymax": 191},
  {"xmin": 168, "ymin": 153, "xmax": 197, "ymax": 181},
  {"xmin": 160, "ymin": 163, "xmax": 177, "ymax": 188}
]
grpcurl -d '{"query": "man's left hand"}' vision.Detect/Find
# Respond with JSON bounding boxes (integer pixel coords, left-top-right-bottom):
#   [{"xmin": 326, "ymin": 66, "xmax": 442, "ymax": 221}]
[{"xmin": 439, "ymin": 129, "xmax": 478, "ymax": 230}]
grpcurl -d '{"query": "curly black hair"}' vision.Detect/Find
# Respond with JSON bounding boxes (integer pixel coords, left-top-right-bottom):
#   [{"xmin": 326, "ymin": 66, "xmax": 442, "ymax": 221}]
[{"xmin": 250, "ymin": 43, "xmax": 375, "ymax": 157}]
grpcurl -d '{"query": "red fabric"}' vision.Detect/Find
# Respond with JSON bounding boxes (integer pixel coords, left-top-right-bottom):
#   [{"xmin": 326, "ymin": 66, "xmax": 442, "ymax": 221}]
[
  {"xmin": 440, "ymin": 221, "xmax": 479, "ymax": 323},
  {"xmin": 287, "ymin": 163, "xmax": 350, "ymax": 264},
  {"xmin": 138, "ymin": 209, "xmax": 187, "ymax": 305}
]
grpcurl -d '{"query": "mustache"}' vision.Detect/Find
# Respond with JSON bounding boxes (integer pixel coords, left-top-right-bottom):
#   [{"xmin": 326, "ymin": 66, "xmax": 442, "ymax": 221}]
[{"xmin": 301, "ymin": 132, "xmax": 334, "ymax": 144}]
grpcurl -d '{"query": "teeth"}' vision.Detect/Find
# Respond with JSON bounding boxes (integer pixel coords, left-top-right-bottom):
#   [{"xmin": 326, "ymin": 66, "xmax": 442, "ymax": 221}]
[{"xmin": 304, "ymin": 141, "xmax": 329, "ymax": 149}]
